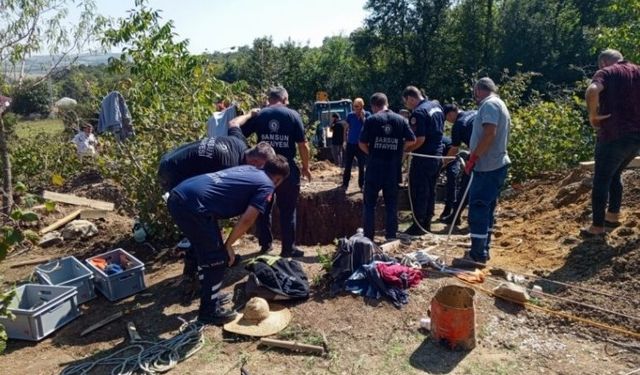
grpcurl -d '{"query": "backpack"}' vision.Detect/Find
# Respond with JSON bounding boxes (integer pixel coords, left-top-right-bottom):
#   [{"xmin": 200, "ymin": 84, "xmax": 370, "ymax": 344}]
[
  {"xmin": 329, "ymin": 230, "xmax": 389, "ymax": 295},
  {"xmin": 245, "ymin": 255, "xmax": 310, "ymax": 301}
]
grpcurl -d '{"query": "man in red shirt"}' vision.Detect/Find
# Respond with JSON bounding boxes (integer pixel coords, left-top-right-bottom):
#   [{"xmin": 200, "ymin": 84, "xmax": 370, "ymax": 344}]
[{"xmin": 582, "ymin": 49, "xmax": 640, "ymax": 238}]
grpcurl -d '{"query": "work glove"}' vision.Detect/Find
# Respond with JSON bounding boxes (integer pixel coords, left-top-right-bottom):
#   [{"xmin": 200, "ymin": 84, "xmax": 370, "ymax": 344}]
[{"xmin": 464, "ymin": 153, "xmax": 479, "ymax": 175}]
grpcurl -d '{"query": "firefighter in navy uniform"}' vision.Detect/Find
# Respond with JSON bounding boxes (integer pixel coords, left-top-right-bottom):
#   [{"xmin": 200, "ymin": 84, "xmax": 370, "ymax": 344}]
[
  {"xmin": 168, "ymin": 159, "xmax": 290, "ymax": 325},
  {"xmin": 402, "ymin": 86, "xmax": 445, "ymax": 235},
  {"xmin": 359, "ymin": 92, "xmax": 416, "ymax": 241},
  {"xmin": 239, "ymin": 86, "xmax": 312, "ymax": 257},
  {"xmin": 158, "ymin": 121, "xmax": 275, "ymax": 294}
]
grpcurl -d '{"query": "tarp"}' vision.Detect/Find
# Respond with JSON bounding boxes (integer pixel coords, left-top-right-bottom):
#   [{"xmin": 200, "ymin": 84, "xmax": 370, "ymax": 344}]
[{"xmin": 55, "ymin": 97, "xmax": 78, "ymax": 108}]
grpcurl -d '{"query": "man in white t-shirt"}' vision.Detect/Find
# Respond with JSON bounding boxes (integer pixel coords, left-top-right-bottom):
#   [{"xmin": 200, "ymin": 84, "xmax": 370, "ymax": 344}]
[{"xmin": 73, "ymin": 123, "xmax": 98, "ymax": 156}]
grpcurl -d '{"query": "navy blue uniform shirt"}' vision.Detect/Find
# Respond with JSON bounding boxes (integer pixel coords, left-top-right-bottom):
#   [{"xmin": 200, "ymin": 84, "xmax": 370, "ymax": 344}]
[
  {"xmin": 451, "ymin": 110, "xmax": 477, "ymax": 148},
  {"xmin": 409, "ymin": 100, "xmax": 444, "ymax": 155},
  {"xmin": 157, "ymin": 127, "xmax": 248, "ymax": 190},
  {"xmin": 171, "ymin": 165, "xmax": 274, "ymax": 218},
  {"xmin": 242, "ymin": 105, "xmax": 306, "ymax": 161},
  {"xmin": 360, "ymin": 110, "xmax": 416, "ymax": 161}
]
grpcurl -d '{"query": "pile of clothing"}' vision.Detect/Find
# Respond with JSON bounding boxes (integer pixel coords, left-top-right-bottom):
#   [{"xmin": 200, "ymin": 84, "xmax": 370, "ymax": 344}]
[
  {"xmin": 244, "ymin": 255, "xmax": 310, "ymax": 301},
  {"xmin": 329, "ymin": 230, "xmax": 424, "ymax": 309},
  {"xmin": 345, "ymin": 261, "xmax": 423, "ymax": 309}
]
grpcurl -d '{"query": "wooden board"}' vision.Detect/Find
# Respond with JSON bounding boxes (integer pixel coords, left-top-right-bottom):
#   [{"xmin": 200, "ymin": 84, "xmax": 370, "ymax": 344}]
[
  {"xmin": 258, "ymin": 338, "xmax": 325, "ymax": 355},
  {"xmin": 43, "ymin": 191, "xmax": 114, "ymax": 211},
  {"xmin": 9, "ymin": 257, "xmax": 54, "ymax": 268},
  {"xmin": 80, "ymin": 209, "xmax": 108, "ymax": 219},
  {"xmin": 39, "ymin": 209, "xmax": 82, "ymax": 235},
  {"xmin": 580, "ymin": 156, "xmax": 640, "ymax": 171}
]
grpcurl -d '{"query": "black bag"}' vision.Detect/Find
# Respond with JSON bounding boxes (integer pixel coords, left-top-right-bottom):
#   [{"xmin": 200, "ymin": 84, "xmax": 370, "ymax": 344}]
[
  {"xmin": 329, "ymin": 231, "xmax": 389, "ymax": 295},
  {"xmin": 245, "ymin": 256, "xmax": 310, "ymax": 301}
]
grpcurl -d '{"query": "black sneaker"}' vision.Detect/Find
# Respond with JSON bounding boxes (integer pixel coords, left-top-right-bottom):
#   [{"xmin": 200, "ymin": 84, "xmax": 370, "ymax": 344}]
[
  {"xmin": 198, "ymin": 306, "xmax": 238, "ymax": 325},
  {"xmin": 439, "ymin": 207, "xmax": 452, "ymax": 221},
  {"xmin": 404, "ymin": 223, "xmax": 428, "ymax": 236},
  {"xmin": 440, "ymin": 213, "xmax": 461, "ymax": 226},
  {"xmin": 281, "ymin": 247, "xmax": 304, "ymax": 258},
  {"xmin": 218, "ymin": 292, "xmax": 233, "ymax": 305}
]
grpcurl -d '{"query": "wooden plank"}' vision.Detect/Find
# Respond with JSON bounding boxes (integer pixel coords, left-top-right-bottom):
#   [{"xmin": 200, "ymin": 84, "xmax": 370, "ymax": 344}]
[
  {"xmin": 39, "ymin": 209, "xmax": 82, "ymax": 235},
  {"xmin": 80, "ymin": 209, "xmax": 108, "ymax": 220},
  {"xmin": 580, "ymin": 156, "xmax": 640, "ymax": 171},
  {"xmin": 258, "ymin": 338, "xmax": 325, "ymax": 355},
  {"xmin": 9, "ymin": 257, "xmax": 54, "ymax": 268},
  {"xmin": 42, "ymin": 191, "xmax": 114, "ymax": 211},
  {"xmin": 80, "ymin": 311, "xmax": 124, "ymax": 337}
]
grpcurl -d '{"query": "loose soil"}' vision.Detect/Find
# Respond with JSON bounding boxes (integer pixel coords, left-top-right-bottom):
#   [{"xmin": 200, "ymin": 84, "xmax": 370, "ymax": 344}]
[{"xmin": 1, "ymin": 165, "xmax": 639, "ymax": 375}]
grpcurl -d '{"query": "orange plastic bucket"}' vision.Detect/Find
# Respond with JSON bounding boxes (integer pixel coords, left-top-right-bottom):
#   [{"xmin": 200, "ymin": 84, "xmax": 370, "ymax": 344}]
[{"xmin": 430, "ymin": 284, "xmax": 476, "ymax": 350}]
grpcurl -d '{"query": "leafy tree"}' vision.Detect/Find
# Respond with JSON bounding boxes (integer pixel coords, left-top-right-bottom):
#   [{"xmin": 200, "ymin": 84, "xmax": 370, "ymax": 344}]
[
  {"xmin": 0, "ymin": 0, "xmax": 103, "ymax": 215},
  {"xmin": 100, "ymin": 0, "xmax": 253, "ymax": 237},
  {"xmin": 592, "ymin": 0, "xmax": 640, "ymax": 63}
]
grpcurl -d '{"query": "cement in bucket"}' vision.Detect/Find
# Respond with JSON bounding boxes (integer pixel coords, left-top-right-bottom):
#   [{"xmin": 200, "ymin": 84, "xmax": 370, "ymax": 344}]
[{"xmin": 430, "ymin": 284, "xmax": 476, "ymax": 350}]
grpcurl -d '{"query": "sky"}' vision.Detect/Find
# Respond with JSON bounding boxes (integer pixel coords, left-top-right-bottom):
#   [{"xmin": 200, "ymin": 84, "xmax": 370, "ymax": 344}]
[{"xmin": 92, "ymin": 0, "xmax": 369, "ymax": 53}]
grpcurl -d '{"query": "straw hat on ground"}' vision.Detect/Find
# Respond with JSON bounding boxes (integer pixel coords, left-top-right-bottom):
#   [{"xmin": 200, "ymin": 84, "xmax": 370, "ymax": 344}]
[{"xmin": 224, "ymin": 297, "xmax": 291, "ymax": 337}]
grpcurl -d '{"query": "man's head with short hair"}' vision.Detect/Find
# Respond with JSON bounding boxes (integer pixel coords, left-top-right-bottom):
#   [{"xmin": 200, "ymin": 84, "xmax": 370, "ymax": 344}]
[
  {"xmin": 402, "ymin": 86, "xmax": 425, "ymax": 110},
  {"xmin": 474, "ymin": 77, "xmax": 498, "ymax": 104},
  {"xmin": 80, "ymin": 123, "xmax": 93, "ymax": 133},
  {"xmin": 244, "ymin": 141, "xmax": 276, "ymax": 168},
  {"xmin": 598, "ymin": 49, "xmax": 624, "ymax": 69},
  {"xmin": 353, "ymin": 98, "xmax": 365, "ymax": 115},
  {"xmin": 268, "ymin": 86, "xmax": 289, "ymax": 105},
  {"xmin": 331, "ymin": 113, "xmax": 340, "ymax": 122},
  {"xmin": 263, "ymin": 154, "xmax": 290, "ymax": 187},
  {"xmin": 369, "ymin": 92, "xmax": 388, "ymax": 113},
  {"xmin": 443, "ymin": 103, "xmax": 460, "ymax": 123}
]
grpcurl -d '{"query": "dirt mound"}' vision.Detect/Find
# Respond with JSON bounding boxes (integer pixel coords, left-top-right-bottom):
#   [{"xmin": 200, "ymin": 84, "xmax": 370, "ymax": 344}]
[
  {"xmin": 61, "ymin": 170, "xmax": 128, "ymax": 209},
  {"xmin": 492, "ymin": 167, "xmax": 640, "ymax": 336},
  {"xmin": 310, "ymin": 160, "xmax": 335, "ymax": 172}
]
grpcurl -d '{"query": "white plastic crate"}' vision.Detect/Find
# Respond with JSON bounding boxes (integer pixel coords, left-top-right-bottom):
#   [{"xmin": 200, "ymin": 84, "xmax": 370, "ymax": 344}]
[
  {"xmin": 85, "ymin": 248, "xmax": 146, "ymax": 301},
  {"xmin": 36, "ymin": 256, "xmax": 96, "ymax": 304},
  {"xmin": 0, "ymin": 284, "xmax": 79, "ymax": 341}
]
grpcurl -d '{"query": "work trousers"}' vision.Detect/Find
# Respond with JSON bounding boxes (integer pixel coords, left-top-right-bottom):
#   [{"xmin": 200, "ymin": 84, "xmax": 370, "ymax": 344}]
[
  {"xmin": 409, "ymin": 157, "xmax": 441, "ymax": 225},
  {"xmin": 167, "ymin": 194, "xmax": 227, "ymax": 315},
  {"xmin": 343, "ymin": 143, "xmax": 366, "ymax": 188},
  {"xmin": 258, "ymin": 163, "xmax": 300, "ymax": 252},
  {"xmin": 331, "ymin": 144, "xmax": 344, "ymax": 167},
  {"xmin": 363, "ymin": 158, "xmax": 401, "ymax": 240},
  {"xmin": 592, "ymin": 132, "xmax": 640, "ymax": 226},
  {"xmin": 443, "ymin": 158, "xmax": 461, "ymax": 212},
  {"xmin": 468, "ymin": 165, "xmax": 508, "ymax": 262}
]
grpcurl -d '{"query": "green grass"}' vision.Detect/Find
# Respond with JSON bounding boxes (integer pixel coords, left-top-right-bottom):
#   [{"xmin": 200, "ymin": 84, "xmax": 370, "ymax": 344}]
[{"xmin": 15, "ymin": 119, "xmax": 65, "ymax": 139}]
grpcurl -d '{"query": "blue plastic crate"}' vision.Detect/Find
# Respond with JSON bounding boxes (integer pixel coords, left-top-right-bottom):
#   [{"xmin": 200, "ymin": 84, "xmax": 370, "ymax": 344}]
[
  {"xmin": 0, "ymin": 284, "xmax": 79, "ymax": 341},
  {"xmin": 36, "ymin": 256, "xmax": 96, "ymax": 304},
  {"xmin": 85, "ymin": 248, "xmax": 146, "ymax": 301}
]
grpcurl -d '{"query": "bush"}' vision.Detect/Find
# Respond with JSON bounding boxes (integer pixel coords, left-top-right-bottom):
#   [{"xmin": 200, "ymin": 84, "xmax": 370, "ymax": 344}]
[
  {"xmin": 11, "ymin": 81, "xmax": 52, "ymax": 117},
  {"xmin": 509, "ymin": 98, "xmax": 594, "ymax": 181},
  {"xmin": 11, "ymin": 132, "xmax": 84, "ymax": 188},
  {"xmin": 94, "ymin": 2, "xmax": 256, "ymax": 240},
  {"xmin": 497, "ymin": 72, "xmax": 594, "ymax": 182}
]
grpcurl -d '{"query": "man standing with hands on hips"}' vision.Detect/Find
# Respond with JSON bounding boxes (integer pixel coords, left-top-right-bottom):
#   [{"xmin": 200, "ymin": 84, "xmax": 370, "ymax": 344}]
[{"xmin": 460, "ymin": 78, "xmax": 511, "ymax": 267}]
